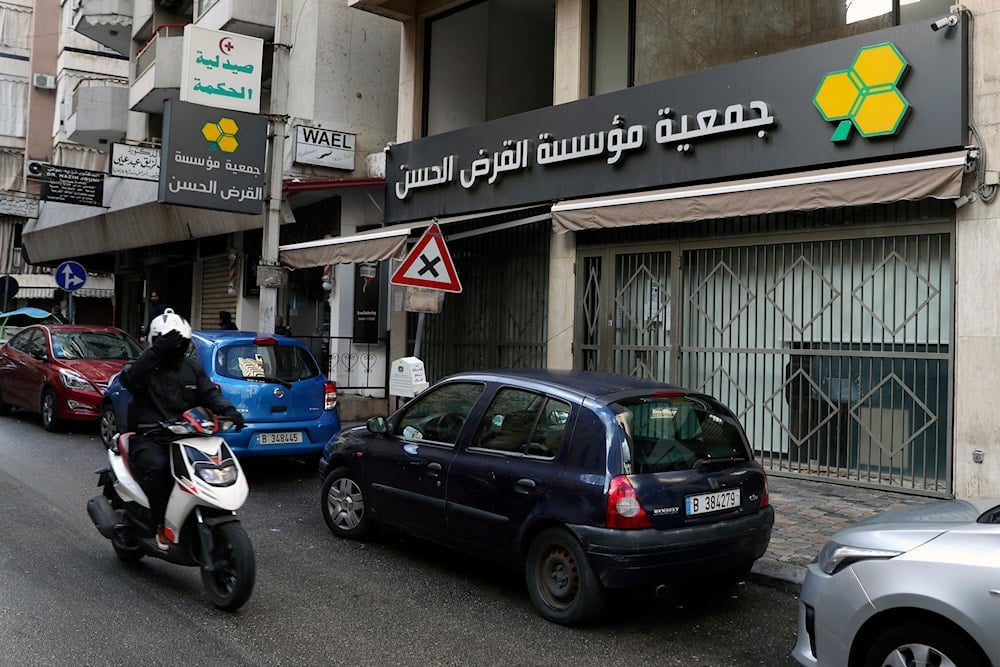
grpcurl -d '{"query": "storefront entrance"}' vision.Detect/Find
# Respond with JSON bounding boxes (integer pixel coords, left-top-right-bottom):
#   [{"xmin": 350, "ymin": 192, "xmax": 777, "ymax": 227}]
[{"xmin": 577, "ymin": 213, "xmax": 953, "ymax": 496}]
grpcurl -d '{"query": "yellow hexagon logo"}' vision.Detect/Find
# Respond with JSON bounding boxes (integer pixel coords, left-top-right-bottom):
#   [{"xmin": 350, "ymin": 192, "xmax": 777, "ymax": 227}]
[
  {"xmin": 813, "ymin": 42, "xmax": 910, "ymax": 142},
  {"xmin": 200, "ymin": 117, "xmax": 240, "ymax": 153}
]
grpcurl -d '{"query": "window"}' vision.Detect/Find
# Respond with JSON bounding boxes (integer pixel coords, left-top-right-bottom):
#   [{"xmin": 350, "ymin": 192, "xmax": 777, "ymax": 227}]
[
  {"xmin": 215, "ymin": 344, "xmax": 320, "ymax": 382},
  {"xmin": 50, "ymin": 332, "xmax": 142, "ymax": 360},
  {"xmin": 424, "ymin": 0, "xmax": 555, "ymax": 135},
  {"xmin": 395, "ymin": 382, "xmax": 485, "ymax": 445},
  {"xmin": 471, "ymin": 387, "xmax": 570, "ymax": 458},
  {"xmin": 613, "ymin": 395, "xmax": 749, "ymax": 474},
  {"xmin": 591, "ymin": 0, "xmax": 954, "ymax": 94}
]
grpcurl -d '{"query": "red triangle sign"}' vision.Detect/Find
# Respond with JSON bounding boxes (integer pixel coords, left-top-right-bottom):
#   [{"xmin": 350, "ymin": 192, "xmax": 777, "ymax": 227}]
[{"xmin": 390, "ymin": 223, "xmax": 463, "ymax": 293}]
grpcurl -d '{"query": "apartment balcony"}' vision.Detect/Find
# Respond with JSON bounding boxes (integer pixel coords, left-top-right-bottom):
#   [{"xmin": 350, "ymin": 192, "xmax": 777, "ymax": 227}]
[
  {"xmin": 72, "ymin": 0, "xmax": 133, "ymax": 55},
  {"xmin": 66, "ymin": 79, "xmax": 129, "ymax": 149},
  {"xmin": 195, "ymin": 0, "xmax": 275, "ymax": 40},
  {"xmin": 129, "ymin": 25, "xmax": 185, "ymax": 114}
]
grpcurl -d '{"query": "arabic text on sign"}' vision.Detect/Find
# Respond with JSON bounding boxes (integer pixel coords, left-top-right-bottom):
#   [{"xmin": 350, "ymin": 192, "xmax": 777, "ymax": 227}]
[{"xmin": 392, "ymin": 100, "xmax": 776, "ymax": 200}]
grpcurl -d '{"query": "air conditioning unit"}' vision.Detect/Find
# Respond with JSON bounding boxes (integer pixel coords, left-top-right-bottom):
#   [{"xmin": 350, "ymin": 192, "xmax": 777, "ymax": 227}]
[
  {"xmin": 26, "ymin": 161, "xmax": 46, "ymax": 178},
  {"xmin": 32, "ymin": 73, "xmax": 56, "ymax": 90}
]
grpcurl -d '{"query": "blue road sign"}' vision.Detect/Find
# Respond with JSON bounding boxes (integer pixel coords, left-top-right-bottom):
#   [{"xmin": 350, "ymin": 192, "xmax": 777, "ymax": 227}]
[{"xmin": 55, "ymin": 261, "xmax": 87, "ymax": 292}]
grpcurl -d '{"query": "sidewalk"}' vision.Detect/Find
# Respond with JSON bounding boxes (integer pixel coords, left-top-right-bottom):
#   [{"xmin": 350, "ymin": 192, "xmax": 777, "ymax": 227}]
[{"xmin": 750, "ymin": 475, "xmax": 933, "ymax": 588}]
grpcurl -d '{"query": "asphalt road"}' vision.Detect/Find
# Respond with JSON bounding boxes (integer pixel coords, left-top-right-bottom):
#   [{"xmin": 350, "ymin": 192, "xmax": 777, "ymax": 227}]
[{"xmin": 0, "ymin": 411, "xmax": 802, "ymax": 666}]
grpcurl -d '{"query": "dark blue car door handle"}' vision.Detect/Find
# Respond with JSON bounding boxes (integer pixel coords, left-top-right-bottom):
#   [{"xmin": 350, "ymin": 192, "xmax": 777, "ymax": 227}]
[
  {"xmin": 515, "ymin": 478, "xmax": 536, "ymax": 494},
  {"xmin": 426, "ymin": 461, "xmax": 443, "ymax": 477}
]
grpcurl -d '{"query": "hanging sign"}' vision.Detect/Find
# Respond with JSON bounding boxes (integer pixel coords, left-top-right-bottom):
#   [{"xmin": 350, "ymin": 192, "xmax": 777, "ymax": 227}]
[{"xmin": 389, "ymin": 224, "xmax": 462, "ymax": 293}]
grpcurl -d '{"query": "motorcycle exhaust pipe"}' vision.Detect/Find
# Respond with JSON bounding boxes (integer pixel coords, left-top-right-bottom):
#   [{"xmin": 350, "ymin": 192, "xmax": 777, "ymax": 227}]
[{"xmin": 87, "ymin": 495, "xmax": 118, "ymax": 539}]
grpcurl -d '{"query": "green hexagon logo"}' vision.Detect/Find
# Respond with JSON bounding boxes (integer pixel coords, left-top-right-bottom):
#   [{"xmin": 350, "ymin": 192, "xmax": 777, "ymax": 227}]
[
  {"xmin": 813, "ymin": 43, "xmax": 910, "ymax": 142},
  {"xmin": 201, "ymin": 117, "xmax": 240, "ymax": 153}
]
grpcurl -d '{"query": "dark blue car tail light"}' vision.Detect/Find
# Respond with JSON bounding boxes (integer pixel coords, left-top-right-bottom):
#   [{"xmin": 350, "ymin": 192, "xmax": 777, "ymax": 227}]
[
  {"xmin": 754, "ymin": 461, "xmax": 771, "ymax": 508},
  {"xmin": 606, "ymin": 475, "xmax": 652, "ymax": 529},
  {"xmin": 650, "ymin": 390, "xmax": 687, "ymax": 398}
]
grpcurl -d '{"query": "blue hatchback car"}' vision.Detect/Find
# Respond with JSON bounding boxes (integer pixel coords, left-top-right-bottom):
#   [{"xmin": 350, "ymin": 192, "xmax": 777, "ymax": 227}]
[
  {"xmin": 318, "ymin": 369, "xmax": 773, "ymax": 625},
  {"xmin": 102, "ymin": 331, "xmax": 340, "ymax": 458}
]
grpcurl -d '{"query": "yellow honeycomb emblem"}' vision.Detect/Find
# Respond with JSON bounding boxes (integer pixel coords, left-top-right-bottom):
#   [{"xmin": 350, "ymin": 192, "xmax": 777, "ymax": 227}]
[
  {"xmin": 201, "ymin": 117, "xmax": 240, "ymax": 153},
  {"xmin": 813, "ymin": 43, "xmax": 910, "ymax": 142}
]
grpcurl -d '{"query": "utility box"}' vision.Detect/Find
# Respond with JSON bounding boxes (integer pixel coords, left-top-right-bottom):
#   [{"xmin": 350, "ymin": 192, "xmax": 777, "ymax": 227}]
[{"xmin": 389, "ymin": 357, "xmax": 428, "ymax": 398}]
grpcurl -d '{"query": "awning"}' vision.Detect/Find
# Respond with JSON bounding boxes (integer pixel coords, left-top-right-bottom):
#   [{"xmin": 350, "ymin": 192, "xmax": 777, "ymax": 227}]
[
  {"xmin": 11, "ymin": 273, "xmax": 115, "ymax": 299},
  {"xmin": 279, "ymin": 206, "xmax": 550, "ymax": 269},
  {"xmin": 551, "ymin": 151, "xmax": 968, "ymax": 233},
  {"xmin": 22, "ymin": 177, "xmax": 265, "ymax": 264}
]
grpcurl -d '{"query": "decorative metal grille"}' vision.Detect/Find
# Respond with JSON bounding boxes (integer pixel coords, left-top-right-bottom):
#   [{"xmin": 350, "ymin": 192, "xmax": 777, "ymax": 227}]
[{"xmin": 578, "ymin": 229, "xmax": 952, "ymax": 496}]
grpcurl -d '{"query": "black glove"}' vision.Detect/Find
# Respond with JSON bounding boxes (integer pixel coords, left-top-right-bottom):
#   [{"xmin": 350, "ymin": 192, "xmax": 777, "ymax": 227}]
[
  {"xmin": 225, "ymin": 408, "xmax": 245, "ymax": 430},
  {"xmin": 152, "ymin": 330, "xmax": 184, "ymax": 355}
]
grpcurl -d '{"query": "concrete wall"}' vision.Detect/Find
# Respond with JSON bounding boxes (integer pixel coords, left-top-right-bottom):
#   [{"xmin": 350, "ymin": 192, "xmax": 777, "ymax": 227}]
[
  {"xmin": 285, "ymin": 0, "xmax": 400, "ymax": 169},
  {"xmin": 952, "ymin": 1, "xmax": 1000, "ymax": 498}
]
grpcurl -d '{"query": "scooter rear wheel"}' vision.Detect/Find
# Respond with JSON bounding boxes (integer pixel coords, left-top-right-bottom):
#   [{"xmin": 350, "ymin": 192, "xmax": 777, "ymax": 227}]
[{"xmin": 200, "ymin": 521, "xmax": 255, "ymax": 611}]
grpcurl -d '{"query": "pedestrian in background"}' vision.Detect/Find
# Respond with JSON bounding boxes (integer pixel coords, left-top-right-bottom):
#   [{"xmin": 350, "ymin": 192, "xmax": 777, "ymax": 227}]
[
  {"xmin": 145, "ymin": 290, "xmax": 168, "ymax": 341},
  {"xmin": 219, "ymin": 310, "xmax": 238, "ymax": 330},
  {"xmin": 275, "ymin": 315, "xmax": 290, "ymax": 336}
]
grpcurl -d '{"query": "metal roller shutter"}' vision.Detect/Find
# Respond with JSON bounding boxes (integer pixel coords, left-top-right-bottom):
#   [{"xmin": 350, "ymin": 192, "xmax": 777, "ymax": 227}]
[{"xmin": 199, "ymin": 255, "xmax": 237, "ymax": 330}]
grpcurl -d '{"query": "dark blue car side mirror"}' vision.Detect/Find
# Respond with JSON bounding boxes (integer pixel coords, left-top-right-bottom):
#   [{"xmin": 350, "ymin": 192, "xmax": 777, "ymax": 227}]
[{"xmin": 366, "ymin": 416, "xmax": 388, "ymax": 434}]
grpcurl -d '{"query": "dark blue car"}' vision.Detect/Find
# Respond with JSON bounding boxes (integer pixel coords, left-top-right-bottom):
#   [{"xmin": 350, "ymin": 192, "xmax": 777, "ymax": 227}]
[
  {"xmin": 102, "ymin": 330, "xmax": 340, "ymax": 458},
  {"xmin": 318, "ymin": 369, "xmax": 773, "ymax": 625}
]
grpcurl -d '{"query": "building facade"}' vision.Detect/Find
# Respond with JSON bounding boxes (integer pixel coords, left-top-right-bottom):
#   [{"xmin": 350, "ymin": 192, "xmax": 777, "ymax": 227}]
[
  {"xmin": 306, "ymin": 0, "xmax": 1000, "ymax": 500},
  {"xmin": 5, "ymin": 0, "xmax": 402, "ymax": 416}
]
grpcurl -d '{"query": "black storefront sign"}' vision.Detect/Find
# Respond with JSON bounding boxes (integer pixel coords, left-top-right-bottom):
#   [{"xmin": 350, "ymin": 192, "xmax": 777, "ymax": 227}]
[
  {"xmin": 384, "ymin": 18, "xmax": 967, "ymax": 223},
  {"xmin": 159, "ymin": 100, "xmax": 268, "ymax": 215},
  {"xmin": 353, "ymin": 262, "xmax": 380, "ymax": 344},
  {"xmin": 40, "ymin": 165, "xmax": 104, "ymax": 207}
]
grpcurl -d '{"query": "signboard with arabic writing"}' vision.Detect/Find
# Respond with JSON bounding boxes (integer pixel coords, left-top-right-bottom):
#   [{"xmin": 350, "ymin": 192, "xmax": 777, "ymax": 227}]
[
  {"xmin": 158, "ymin": 100, "xmax": 267, "ymax": 215},
  {"xmin": 180, "ymin": 25, "xmax": 263, "ymax": 114},
  {"xmin": 383, "ymin": 19, "xmax": 967, "ymax": 223},
  {"xmin": 110, "ymin": 143, "xmax": 161, "ymax": 181},
  {"xmin": 0, "ymin": 194, "xmax": 39, "ymax": 218},
  {"xmin": 40, "ymin": 165, "xmax": 104, "ymax": 208}
]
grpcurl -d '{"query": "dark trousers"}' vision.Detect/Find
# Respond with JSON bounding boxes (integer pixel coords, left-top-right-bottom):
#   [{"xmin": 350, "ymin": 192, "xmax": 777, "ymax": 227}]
[{"xmin": 128, "ymin": 435, "xmax": 172, "ymax": 527}]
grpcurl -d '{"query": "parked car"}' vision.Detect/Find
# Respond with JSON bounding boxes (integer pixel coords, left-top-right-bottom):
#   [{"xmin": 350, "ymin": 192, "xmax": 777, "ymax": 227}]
[
  {"xmin": 101, "ymin": 330, "xmax": 340, "ymax": 459},
  {"xmin": 792, "ymin": 498, "xmax": 1000, "ymax": 667},
  {"xmin": 0, "ymin": 324, "xmax": 142, "ymax": 431},
  {"xmin": 318, "ymin": 369, "xmax": 774, "ymax": 625}
]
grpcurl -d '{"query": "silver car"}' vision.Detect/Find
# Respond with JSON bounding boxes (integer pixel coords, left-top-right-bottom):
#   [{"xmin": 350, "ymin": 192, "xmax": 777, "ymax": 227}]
[{"xmin": 792, "ymin": 497, "xmax": 1000, "ymax": 667}]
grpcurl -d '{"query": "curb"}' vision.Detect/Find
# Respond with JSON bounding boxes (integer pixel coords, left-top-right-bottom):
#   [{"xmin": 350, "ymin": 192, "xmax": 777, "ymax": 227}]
[{"xmin": 750, "ymin": 557, "xmax": 806, "ymax": 591}]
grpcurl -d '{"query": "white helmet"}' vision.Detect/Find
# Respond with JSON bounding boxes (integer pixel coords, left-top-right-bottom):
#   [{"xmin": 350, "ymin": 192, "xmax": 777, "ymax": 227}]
[{"xmin": 148, "ymin": 307, "xmax": 192, "ymax": 344}]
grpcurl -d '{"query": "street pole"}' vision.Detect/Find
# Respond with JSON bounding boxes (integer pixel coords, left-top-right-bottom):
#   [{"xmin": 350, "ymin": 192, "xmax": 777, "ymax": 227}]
[{"xmin": 258, "ymin": 0, "xmax": 291, "ymax": 334}]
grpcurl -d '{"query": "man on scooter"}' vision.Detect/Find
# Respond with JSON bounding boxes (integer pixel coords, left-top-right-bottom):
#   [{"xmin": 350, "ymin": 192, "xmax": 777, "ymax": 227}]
[{"xmin": 120, "ymin": 308, "xmax": 244, "ymax": 549}]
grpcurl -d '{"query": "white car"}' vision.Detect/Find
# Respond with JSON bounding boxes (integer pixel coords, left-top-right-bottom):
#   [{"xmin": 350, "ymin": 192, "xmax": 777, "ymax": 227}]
[{"xmin": 792, "ymin": 497, "xmax": 1000, "ymax": 667}]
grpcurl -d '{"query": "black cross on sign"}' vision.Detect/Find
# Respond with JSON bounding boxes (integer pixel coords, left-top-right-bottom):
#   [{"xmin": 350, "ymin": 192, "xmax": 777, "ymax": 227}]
[{"xmin": 417, "ymin": 254, "xmax": 441, "ymax": 277}]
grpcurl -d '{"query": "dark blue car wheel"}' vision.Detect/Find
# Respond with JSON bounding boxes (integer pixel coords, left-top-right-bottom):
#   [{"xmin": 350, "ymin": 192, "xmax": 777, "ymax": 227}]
[
  {"xmin": 525, "ymin": 527, "xmax": 606, "ymax": 625},
  {"xmin": 321, "ymin": 467, "xmax": 375, "ymax": 540}
]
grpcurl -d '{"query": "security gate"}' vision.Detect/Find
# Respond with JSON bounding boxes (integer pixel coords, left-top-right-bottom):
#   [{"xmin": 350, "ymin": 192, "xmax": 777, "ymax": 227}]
[{"xmin": 578, "ymin": 224, "xmax": 953, "ymax": 496}]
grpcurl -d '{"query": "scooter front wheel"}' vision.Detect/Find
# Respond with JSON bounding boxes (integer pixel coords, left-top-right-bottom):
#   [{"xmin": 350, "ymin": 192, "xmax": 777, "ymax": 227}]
[{"xmin": 200, "ymin": 521, "xmax": 255, "ymax": 611}]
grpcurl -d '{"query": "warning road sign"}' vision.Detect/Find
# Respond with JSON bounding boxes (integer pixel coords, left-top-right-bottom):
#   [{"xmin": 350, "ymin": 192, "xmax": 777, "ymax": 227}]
[{"xmin": 390, "ymin": 223, "xmax": 462, "ymax": 293}]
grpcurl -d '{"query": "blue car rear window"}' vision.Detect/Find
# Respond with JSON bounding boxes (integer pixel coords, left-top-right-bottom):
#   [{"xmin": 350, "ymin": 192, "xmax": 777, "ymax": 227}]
[{"xmin": 214, "ymin": 344, "xmax": 320, "ymax": 382}]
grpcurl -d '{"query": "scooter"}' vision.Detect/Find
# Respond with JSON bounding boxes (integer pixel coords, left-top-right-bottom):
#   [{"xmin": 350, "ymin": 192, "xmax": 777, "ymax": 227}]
[{"xmin": 87, "ymin": 406, "xmax": 256, "ymax": 611}]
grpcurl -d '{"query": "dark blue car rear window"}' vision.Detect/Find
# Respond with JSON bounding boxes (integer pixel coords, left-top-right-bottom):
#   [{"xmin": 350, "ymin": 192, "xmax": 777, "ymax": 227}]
[
  {"xmin": 612, "ymin": 396, "xmax": 750, "ymax": 474},
  {"xmin": 214, "ymin": 344, "xmax": 320, "ymax": 382}
]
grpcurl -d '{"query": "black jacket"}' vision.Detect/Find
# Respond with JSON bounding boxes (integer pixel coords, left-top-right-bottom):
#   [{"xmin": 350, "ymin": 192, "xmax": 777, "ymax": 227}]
[{"xmin": 120, "ymin": 346, "xmax": 235, "ymax": 431}]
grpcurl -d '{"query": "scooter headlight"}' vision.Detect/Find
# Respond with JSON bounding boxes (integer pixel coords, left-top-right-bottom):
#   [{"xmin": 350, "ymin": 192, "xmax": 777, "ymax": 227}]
[{"xmin": 194, "ymin": 461, "xmax": 238, "ymax": 486}]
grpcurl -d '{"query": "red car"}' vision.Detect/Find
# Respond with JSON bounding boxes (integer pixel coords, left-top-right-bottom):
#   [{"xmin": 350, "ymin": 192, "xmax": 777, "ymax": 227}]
[{"xmin": 0, "ymin": 324, "xmax": 143, "ymax": 431}]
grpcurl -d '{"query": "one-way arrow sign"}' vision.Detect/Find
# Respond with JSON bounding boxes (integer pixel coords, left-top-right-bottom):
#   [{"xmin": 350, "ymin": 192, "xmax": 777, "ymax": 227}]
[{"xmin": 390, "ymin": 224, "xmax": 462, "ymax": 293}]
